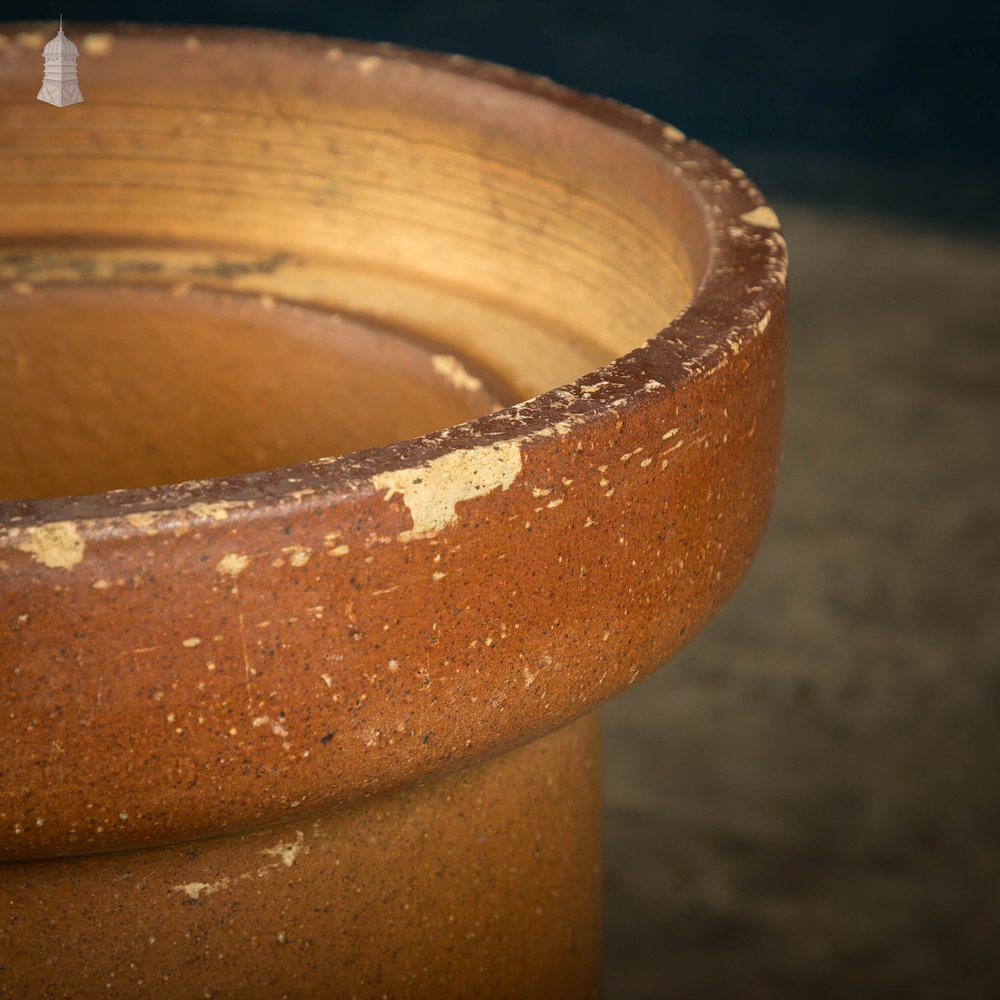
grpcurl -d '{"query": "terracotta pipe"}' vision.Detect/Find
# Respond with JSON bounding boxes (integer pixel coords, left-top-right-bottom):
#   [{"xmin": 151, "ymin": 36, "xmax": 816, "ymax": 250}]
[{"xmin": 0, "ymin": 25, "xmax": 785, "ymax": 998}]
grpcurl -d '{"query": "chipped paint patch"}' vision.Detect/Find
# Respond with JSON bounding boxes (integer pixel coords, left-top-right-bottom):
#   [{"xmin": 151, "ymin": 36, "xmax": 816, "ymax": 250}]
[
  {"xmin": 662, "ymin": 124, "xmax": 686, "ymax": 143},
  {"xmin": 82, "ymin": 33, "xmax": 113, "ymax": 56},
  {"xmin": 14, "ymin": 522, "xmax": 84, "ymax": 570},
  {"xmin": 330, "ymin": 544, "xmax": 350, "ymax": 557},
  {"xmin": 260, "ymin": 831, "xmax": 305, "ymax": 867},
  {"xmin": 253, "ymin": 714, "xmax": 290, "ymax": 740},
  {"xmin": 431, "ymin": 354, "xmax": 483, "ymax": 394},
  {"xmin": 358, "ymin": 55, "xmax": 381, "ymax": 75},
  {"xmin": 372, "ymin": 441, "xmax": 522, "ymax": 542},
  {"xmin": 174, "ymin": 880, "xmax": 219, "ymax": 900},
  {"xmin": 216, "ymin": 553, "xmax": 249, "ymax": 577},
  {"xmin": 740, "ymin": 206, "xmax": 780, "ymax": 230},
  {"xmin": 173, "ymin": 831, "xmax": 306, "ymax": 900},
  {"xmin": 182, "ymin": 637, "xmax": 202, "ymax": 648}
]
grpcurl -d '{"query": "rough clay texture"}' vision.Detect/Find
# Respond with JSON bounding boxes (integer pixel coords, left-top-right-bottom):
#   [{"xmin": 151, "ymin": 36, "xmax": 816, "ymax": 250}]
[
  {"xmin": 0, "ymin": 26, "xmax": 785, "ymax": 998},
  {"xmin": 1, "ymin": 714, "xmax": 601, "ymax": 999}
]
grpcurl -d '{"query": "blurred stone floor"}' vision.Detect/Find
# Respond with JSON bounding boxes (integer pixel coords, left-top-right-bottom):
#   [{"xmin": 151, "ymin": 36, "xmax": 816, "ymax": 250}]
[{"xmin": 602, "ymin": 202, "xmax": 1000, "ymax": 999}]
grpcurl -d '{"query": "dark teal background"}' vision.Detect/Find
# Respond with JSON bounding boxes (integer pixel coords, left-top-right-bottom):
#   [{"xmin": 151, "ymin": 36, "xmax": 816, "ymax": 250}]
[{"xmin": 6, "ymin": 0, "xmax": 999, "ymax": 229}]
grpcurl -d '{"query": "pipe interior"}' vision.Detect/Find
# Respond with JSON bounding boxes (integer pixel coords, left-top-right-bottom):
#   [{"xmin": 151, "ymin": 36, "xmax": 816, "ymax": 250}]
[{"xmin": 0, "ymin": 30, "xmax": 702, "ymax": 500}]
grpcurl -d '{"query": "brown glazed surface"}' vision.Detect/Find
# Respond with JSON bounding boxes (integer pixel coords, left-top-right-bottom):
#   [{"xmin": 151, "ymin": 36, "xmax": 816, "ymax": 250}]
[
  {"xmin": 0, "ymin": 23, "xmax": 785, "ymax": 997},
  {"xmin": 1, "ymin": 713, "xmax": 601, "ymax": 998}
]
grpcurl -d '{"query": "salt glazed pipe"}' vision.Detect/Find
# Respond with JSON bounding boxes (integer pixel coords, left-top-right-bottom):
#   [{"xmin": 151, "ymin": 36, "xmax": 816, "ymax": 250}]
[{"xmin": 0, "ymin": 24, "xmax": 786, "ymax": 998}]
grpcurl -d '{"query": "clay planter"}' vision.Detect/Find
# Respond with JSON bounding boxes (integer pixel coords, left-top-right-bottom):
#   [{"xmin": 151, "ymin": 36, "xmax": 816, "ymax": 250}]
[{"xmin": 0, "ymin": 24, "xmax": 786, "ymax": 999}]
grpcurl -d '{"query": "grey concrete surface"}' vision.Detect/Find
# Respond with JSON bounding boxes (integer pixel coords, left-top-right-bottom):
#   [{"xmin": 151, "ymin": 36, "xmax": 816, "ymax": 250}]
[{"xmin": 603, "ymin": 203, "xmax": 1000, "ymax": 999}]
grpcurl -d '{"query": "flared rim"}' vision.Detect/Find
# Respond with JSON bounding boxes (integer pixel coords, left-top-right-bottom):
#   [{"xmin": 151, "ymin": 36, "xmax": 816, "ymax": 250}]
[{"xmin": 0, "ymin": 22, "xmax": 786, "ymax": 532}]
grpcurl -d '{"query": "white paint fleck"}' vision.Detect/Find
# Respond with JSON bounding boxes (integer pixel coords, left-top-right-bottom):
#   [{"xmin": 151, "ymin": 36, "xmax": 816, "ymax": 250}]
[
  {"xmin": 182, "ymin": 637, "xmax": 202, "ymax": 648},
  {"xmin": 174, "ymin": 880, "xmax": 219, "ymax": 900},
  {"xmin": 358, "ymin": 55, "xmax": 381, "ymax": 75},
  {"xmin": 331, "ymin": 544, "xmax": 350, "ymax": 557},
  {"xmin": 92, "ymin": 579, "xmax": 111, "ymax": 590},
  {"xmin": 171, "ymin": 832, "xmax": 305, "ymax": 900},
  {"xmin": 740, "ymin": 205, "xmax": 780, "ymax": 230},
  {"xmin": 187, "ymin": 502, "xmax": 230, "ymax": 522},
  {"xmin": 260, "ymin": 831, "xmax": 305, "ymax": 868},
  {"xmin": 432, "ymin": 354, "xmax": 483, "ymax": 394},
  {"xmin": 216, "ymin": 553, "xmax": 249, "ymax": 577},
  {"xmin": 253, "ymin": 715, "xmax": 289, "ymax": 739},
  {"xmin": 432, "ymin": 571, "xmax": 447, "ymax": 581},
  {"xmin": 285, "ymin": 546, "xmax": 311, "ymax": 567},
  {"xmin": 662, "ymin": 124, "xmax": 687, "ymax": 142}
]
